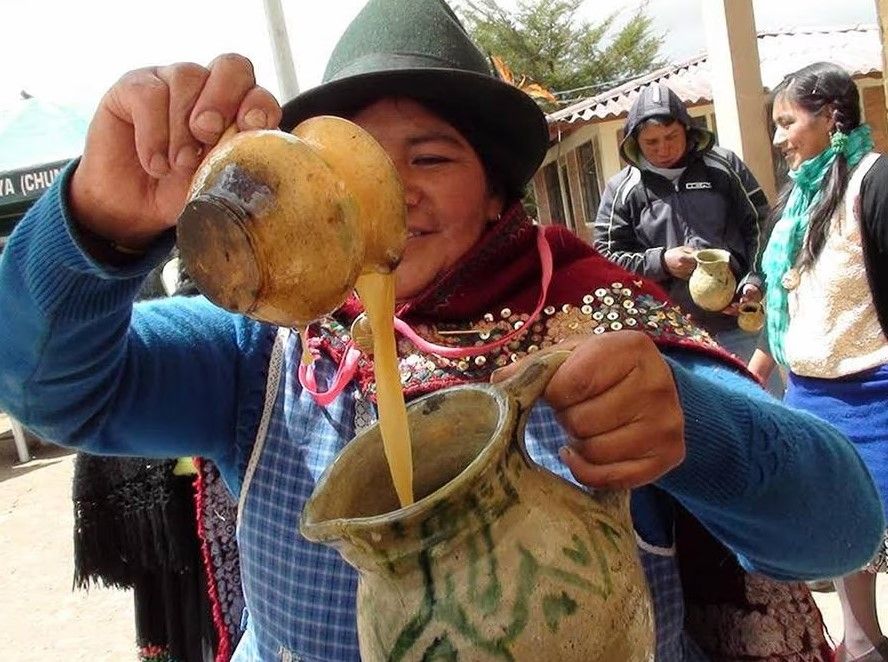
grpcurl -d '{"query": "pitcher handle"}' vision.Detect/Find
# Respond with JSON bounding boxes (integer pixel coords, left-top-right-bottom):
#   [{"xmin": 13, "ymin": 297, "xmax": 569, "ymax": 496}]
[
  {"xmin": 496, "ymin": 348, "xmax": 632, "ymax": 520},
  {"xmin": 496, "ymin": 349, "xmax": 572, "ymax": 411}
]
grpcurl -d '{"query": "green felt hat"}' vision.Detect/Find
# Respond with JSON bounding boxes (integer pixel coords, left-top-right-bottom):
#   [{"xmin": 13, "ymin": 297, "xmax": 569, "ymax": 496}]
[{"xmin": 280, "ymin": 0, "xmax": 549, "ymax": 198}]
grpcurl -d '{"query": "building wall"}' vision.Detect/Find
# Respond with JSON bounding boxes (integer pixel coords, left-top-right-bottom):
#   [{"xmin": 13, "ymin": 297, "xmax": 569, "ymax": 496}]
[{"xmin": 860, "ymin": 78, "xmax": 888, "ymax": 152}]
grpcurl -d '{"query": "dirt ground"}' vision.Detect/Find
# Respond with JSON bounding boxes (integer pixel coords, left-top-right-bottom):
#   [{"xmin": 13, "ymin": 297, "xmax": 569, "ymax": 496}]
[
  {"xmin": 0, "ymin": 440, "xmax": 135, "ymax": 661},
  {"xmin": 1, "ymin": 428, "xmax": 886, "ymax": 660}
]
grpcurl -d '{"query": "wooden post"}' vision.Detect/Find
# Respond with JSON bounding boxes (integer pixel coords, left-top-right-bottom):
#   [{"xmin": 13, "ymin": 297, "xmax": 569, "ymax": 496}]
[
  {"xmin": 532, "ymin": 172, "xmax": 552, "ymax": 224},
  {"xmin": 701, "ymin": 0, "xmax": 776, "ymax": 201}
]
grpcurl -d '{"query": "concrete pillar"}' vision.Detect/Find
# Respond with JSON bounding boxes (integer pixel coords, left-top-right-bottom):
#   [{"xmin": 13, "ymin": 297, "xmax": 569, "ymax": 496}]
[
  {"xmin": 263, "ymin": 0, "xmax": 300, "ymax": 101},
  {"xmin": 701, "ymin": 0, "xmax": 776, "ymax": 200}
]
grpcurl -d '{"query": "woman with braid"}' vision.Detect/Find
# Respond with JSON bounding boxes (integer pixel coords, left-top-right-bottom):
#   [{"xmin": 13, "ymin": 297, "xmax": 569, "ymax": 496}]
[{"xmin": 750, "ymin": 62, "xmax": 888, "ymax": 661}]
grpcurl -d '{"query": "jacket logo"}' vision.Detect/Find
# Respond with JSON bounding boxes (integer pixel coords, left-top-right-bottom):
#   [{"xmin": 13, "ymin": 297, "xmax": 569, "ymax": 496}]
[{"xmin": 685, "ymin": 182, "xmax": 713, "ymax": 190}]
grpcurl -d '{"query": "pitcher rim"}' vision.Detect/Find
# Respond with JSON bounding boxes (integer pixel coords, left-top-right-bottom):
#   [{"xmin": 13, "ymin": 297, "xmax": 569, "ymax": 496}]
[
  {"xmin": 299, "ymin": 382, "xmax": 514, "ymax": 541},
  {"xmin": 693, "ymin": 248, "xmax": 731, "ymax": 263}
]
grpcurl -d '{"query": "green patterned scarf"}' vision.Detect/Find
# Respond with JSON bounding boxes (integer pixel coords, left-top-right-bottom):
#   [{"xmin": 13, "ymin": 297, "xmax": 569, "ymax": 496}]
[{"xmin": 761, "ymin": 124, "xmax": 873, "ymax": 365}]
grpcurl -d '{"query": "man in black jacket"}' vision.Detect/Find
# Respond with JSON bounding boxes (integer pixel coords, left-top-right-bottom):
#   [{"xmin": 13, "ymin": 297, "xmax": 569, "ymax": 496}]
[{"xmin": 593, "ymin": 82, "xmax": 772, "ymax": 370}]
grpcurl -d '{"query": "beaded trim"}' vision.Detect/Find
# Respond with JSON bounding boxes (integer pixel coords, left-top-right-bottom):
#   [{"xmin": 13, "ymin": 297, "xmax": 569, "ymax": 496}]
[{"xmin": 318, "ymin": 280, "xmax": 720, "ymax": 399}]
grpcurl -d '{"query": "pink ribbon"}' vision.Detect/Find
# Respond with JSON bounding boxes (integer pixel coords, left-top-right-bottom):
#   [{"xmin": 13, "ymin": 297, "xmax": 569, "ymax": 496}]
[{"xmin": 298, "ymin": 226, "xmax": 553, "ymax": 405}]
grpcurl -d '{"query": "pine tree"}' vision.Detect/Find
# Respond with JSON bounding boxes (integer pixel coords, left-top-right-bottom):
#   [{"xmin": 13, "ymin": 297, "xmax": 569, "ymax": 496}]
[{"xmin": 458, "ymin": 0, "xmax": 663, "ymax": 106}]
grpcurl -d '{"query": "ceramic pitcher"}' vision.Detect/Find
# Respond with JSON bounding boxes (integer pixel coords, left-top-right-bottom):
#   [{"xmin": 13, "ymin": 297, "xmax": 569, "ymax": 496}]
[
  {"xmin": 737, "ymin": 301, "xmax": 765, "ymax": 333},
  {"xmin": 176, "ymin": 116, "xmax": 406, "ymax": 327},
  {"xmin": 688, "ymin": 248, "xmax": 737, "ymax": 312},
  {"xmin": 301, "ymin": 351, "xmax": 655, "ymax": 661}
]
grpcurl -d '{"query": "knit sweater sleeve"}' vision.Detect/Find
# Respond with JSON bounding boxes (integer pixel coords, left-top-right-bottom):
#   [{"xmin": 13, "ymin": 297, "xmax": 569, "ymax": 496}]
[
  {"xmin": 658, "ymin": 348, "xmax": 885, "ymax": 581},
  {"xmin": 0, "ymin": 164, "xmax": 270, "ymax": 491}
]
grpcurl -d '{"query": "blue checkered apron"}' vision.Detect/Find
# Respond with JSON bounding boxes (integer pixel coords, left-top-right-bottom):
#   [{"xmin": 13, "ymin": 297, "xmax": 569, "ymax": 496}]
[{"xmin": 232, "ymin": 329, "xmax": 706, "ymax": 661}]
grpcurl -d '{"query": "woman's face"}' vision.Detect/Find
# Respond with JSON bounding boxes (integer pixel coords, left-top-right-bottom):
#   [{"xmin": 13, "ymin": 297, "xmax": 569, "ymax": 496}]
[
  {"xmin": 352, "ymin": 98, "xmax": 504, "ymax": 300},
  {"xmin": 772, "ymin": 95, "xmax": 834, "ymax": 170}
]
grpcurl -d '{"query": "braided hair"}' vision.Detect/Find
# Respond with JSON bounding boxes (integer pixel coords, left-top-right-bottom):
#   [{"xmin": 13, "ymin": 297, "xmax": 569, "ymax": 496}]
[{"xmin": 769, "ymin": 62, "xmax": 862, "ymax": 268}]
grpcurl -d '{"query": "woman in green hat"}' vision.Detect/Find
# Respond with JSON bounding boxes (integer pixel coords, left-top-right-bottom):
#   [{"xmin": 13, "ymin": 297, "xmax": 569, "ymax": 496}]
[{"xmin": 0, "ymin": 1, "xmax": 883, "ymax": 660}]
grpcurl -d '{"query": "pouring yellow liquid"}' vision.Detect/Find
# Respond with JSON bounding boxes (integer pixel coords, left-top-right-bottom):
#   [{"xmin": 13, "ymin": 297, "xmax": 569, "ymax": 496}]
[
  {"xmin": 354, "ymin": 272, "xmax": 414, "ymax": 507},
  {"xmin": 180, "ymin": 119, "xmax": 414, "ymax": 507}
]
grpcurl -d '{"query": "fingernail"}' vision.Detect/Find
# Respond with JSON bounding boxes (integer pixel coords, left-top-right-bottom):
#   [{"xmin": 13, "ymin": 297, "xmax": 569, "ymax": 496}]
[
  {"xmin": 244, "ymin": 108, "xmax": 267, "ymax": 129},
  {"xmin": 195, "ymin": 110, "xmax": 224, "ymax": 135},
  {"xmin": 175, "ymin": 145, "xmax": 200, "ymax": 170},
  {"xmin": 149, "ymin": 153, "xmax": 169, "ymax": 176},
  {"xmin": 489, "ymin": 367, "xmax": 506, "ymax": 383},
  {"xmin": 558, "ymin": 446, "xmax": 574, "ymax": 462}
]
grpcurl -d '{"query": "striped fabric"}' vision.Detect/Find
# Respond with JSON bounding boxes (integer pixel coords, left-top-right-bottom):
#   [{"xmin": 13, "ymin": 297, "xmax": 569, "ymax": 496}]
[{"xmin": 233, "ymin": 330, "xmax": 702, "ymax": 661}]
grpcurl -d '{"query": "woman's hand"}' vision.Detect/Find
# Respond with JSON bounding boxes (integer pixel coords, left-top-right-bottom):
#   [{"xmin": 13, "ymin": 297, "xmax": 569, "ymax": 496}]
[
  {"xmin": 738, "ymin": 283, "xmax": 763, "ymax": 305},
  {"xmin": 69, "ymin": 54, "xmax": 281, "ymax": 249},
  {"xmin": 747, "ymin": 348, "xmax": 777, "ymax": 384},
  {"xmin": 721, "ymin": 283, "xmax": 763, "ymax": 316},
  {"xmin": 493, "ymin": 331, "xmax": 686, "ymax": 490}
]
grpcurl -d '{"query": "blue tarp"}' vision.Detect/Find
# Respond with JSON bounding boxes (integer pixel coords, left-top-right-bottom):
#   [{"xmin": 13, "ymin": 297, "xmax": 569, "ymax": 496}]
[
  {"xmin": 0, "ymin": 97, "xmax": 89, "ymax": 229},
  {"xmin": 0, "ymin": 97, "xmax": 88, "ymax": 171}
]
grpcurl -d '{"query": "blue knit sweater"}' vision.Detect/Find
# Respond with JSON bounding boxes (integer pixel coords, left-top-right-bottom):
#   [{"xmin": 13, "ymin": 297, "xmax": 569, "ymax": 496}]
[{"xmin": 0, "ymin": 163, "xmax": 883, "ymax": 588}]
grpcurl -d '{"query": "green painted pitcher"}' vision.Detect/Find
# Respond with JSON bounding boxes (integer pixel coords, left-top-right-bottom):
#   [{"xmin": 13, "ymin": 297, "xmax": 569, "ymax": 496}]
[{"xmin": 300, "ymin": 350, "xmax": 655, "ymax": 661}]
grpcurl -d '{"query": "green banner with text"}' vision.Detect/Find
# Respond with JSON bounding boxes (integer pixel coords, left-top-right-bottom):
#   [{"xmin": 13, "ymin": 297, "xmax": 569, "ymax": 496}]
[{"xmin": 0, "ymin": 160, "xmax": 70, "ymax": 207}]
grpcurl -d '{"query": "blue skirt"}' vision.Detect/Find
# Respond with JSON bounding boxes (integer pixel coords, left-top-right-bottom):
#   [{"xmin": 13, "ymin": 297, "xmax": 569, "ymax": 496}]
[{"xmin": 785, "ymin": 364, "xmax": 888, "ymax": 514}]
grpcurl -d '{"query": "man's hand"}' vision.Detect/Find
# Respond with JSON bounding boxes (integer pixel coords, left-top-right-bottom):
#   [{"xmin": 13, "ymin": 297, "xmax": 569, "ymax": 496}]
[
  {"xmin": 492, "ymin": 332, "xmax": 685, "ymax": 490},
  {"xmin": 663, "ymin": 246, "xmax": 697, "ymax": 280},
  {"xmin": 69, "ymin": 54, "xmax": 282, "ymax": 249}
]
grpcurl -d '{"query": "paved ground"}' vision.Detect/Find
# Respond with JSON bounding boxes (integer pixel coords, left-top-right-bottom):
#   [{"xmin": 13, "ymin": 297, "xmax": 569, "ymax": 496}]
[{"xmin": 1, "ymin": 432, "xmax": 885, "ymax": 659}]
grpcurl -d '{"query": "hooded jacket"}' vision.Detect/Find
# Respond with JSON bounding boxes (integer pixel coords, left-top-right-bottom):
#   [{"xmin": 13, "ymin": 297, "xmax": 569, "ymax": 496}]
[{"xmin": 593, "ymin": 82, "xmax": 769, "ymax": 334}]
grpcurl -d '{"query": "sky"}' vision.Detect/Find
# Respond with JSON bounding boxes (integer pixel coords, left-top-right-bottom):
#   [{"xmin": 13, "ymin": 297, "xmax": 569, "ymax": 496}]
[{"xmin": 0, "ymin": 0, "xmax": 880, "ymax": 115}]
